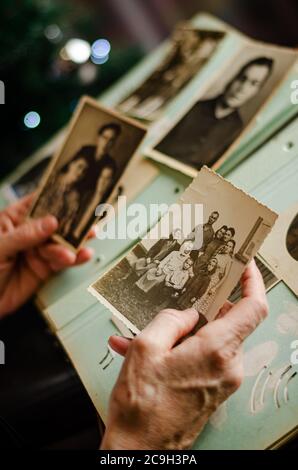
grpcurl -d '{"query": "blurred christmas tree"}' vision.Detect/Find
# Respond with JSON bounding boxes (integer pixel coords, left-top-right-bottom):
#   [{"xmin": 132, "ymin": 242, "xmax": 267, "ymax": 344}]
[{"xmin": 0, "ymin": 0, "xmax": 142, "ymax": 179}]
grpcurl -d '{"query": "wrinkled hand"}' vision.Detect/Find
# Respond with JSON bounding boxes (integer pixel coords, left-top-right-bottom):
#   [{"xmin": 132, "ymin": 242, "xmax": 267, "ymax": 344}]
[
  {"xmin": 0, "ymin": 195, "xmax": 94, "ymax": 318},
  {"xmin": 102, "ymin": 260, "xmax": 268, "ymax": 450}
]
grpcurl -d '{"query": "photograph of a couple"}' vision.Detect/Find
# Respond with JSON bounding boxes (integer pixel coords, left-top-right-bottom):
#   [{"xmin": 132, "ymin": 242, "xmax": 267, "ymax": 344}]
[{"xmin": 30, "ymin": 97, "xmax": 146, "ymax": 249}]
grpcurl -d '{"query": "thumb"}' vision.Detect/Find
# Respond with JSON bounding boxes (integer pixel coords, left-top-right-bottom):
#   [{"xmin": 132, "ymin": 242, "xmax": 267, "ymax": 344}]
[
  {"xmin": 0, "ymin": 216, "xmax": 58, "ymax": 260},
  {"xmin": 109, "ymin": 336, "xmax": 132, "ymax": 357}
]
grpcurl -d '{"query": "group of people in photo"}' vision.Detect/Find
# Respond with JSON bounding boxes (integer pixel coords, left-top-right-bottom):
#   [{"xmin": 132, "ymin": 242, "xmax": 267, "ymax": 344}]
[{"xmin": 125, "ymin": 211, "xmax": 237, "ymax": 318}]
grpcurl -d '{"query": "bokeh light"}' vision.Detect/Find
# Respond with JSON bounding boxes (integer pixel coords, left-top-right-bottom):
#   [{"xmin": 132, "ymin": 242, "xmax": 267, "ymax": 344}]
[
  {"xmin": 59, "ymin": 47, "xmax": 70, "ymax": 61},
  {"xmin": 64, "ymin": 39, "xmax": 91, "ymax": 64},
  {"xmin": 78, "ymin": 63, "xmax": 98, "ymax": 84},
  {"xmin": 24, "ymin": 111, "xmax": 41, "ymax": 129},
  {"xmin": 91, "ymin": 39, "xmax": 111, "ymax": 59},
  {"xmin": 44, "ymin": 24, "xmax": 63, "ymax": 43},
  {"xmin": 91, "ymin": 54, "xmax": 110, "ymax": 65}
]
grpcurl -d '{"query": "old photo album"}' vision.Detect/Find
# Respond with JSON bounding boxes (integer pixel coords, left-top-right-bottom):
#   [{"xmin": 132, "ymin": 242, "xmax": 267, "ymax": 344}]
[{"xmin": 88, "ymin": 166, "xmax": 278, "ymax": 333}]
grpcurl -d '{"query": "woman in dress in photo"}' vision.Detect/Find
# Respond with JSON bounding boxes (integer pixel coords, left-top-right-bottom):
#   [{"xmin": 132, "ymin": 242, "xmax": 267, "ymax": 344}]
[
  {"xmin": 215, "ymin": 239, "xmax": 235, "ymax": 281},
  {"xmin": 193, "ymin": 239, "xmax": 236, "ymax": 319}
]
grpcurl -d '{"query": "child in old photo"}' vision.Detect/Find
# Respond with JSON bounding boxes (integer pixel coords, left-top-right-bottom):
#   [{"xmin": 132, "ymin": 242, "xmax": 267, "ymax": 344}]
[
  {"xmin": 33, "ymin": 157, "xmax": 88, "ymax": 238},
  {"xmin": 176, "ymin": 257, "xmax": 218, "ymax": 310},
  {"xmin": 135, "ymin": 240, "xmax": 193, "ymax": 294}
]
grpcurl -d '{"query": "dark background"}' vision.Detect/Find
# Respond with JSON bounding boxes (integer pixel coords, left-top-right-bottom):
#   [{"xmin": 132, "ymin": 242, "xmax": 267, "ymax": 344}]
[{"xmin": 1, "ymin": 0, "xmax": 298, "ymax": 181}]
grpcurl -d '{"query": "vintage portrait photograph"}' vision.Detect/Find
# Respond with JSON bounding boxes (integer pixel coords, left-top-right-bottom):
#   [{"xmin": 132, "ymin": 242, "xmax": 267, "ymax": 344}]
[
  {"xmin": 149, "ymin": 42, "xmax": 296, "ymax": 175},
  {"xmin": 30, "ymin": 96, "xmax": 147, "ymax": 250},
  {"xmin": 88, "ymin": 167, "xmax": 277, "ymax": 333},
  {"xmin": 260, "ymin": 202, "xmax": 298, "ymax": 296},
  {"xmin": 118, "ymin": 25, "xmax": 225, "ymax": 122}
]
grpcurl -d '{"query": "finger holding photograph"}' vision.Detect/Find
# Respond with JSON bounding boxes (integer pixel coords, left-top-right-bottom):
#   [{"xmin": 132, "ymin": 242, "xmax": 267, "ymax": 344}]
[{"xmin": 89, "ymin": 167, "xmax": 277, "ymax": 333}]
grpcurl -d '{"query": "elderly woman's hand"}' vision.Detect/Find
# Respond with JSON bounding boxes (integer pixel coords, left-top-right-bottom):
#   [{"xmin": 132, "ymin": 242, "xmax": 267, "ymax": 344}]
[
  {"xmin": 0, "ymin": 194, "xmax": 95, "ymax": 318},
  {"xmin": 102, "ymin": 260, "xmax": 268, "ymax": 450}
]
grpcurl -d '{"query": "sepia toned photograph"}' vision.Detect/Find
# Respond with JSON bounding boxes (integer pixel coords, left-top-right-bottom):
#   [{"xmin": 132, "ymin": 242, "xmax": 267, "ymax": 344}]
[
  {"xmin": 149, "ymin": 42, "xmax": 296, "ymax": 176},
  {"xmin": 30, "ymin": 96, "xmax": 147, "ymax": 250},
  {"xmin": 118, "ymin": 25, "xmax": 225, "ymax": 122},
  {"xmin": 88, "ymin": 167, "xmax": 277, "ymax": 333},
  {"xmin": 260, "ymin": 202, "xmax": 298, "ymax": 296}
]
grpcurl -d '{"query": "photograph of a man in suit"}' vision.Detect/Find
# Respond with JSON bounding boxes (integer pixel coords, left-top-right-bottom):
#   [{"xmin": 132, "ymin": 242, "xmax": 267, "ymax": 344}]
[
  {"xmin": 71, "ymin": 122, "xmax": 121, "ymax": 241},
  {"xmin": 186, "ymin": 210, "xmax": 219, "ymax": 254},
  {"xmin": 155, "ymin": 57, "xmax": 274, "ymax": 170}
]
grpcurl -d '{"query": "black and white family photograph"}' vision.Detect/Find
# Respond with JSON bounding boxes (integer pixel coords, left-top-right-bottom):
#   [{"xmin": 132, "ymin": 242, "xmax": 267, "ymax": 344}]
[
  {"xmin": 150, "ymin": 42, "xmax": 296, "ymax": 175},
  {"xmin": 89, "ymin": 167, "xmax": 277, "ymax": 332},
  {"xmin": 118, "ymin": 25, "xmax": 225, "ymax": 122},
  {"xmin": 30, "ymin": 96, "xmax": 146, "ymax": 250}
]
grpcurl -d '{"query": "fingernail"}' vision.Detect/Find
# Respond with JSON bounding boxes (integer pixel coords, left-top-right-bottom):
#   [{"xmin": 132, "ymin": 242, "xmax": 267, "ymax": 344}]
[
  {"xmin": 185, "ymin": 308, "xmax": 200, "ymax": 318},
  {"xmin": 86, "ymin": 247, "xmax": 95, "ymax": 257},
  {"xmin": 41, "ymin": 216, "xmax": 57, "ymax": 233}
]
